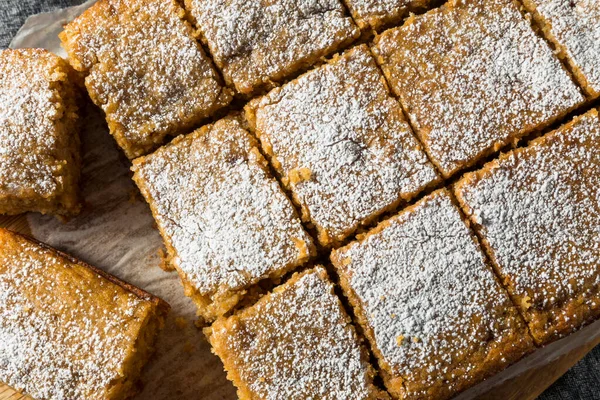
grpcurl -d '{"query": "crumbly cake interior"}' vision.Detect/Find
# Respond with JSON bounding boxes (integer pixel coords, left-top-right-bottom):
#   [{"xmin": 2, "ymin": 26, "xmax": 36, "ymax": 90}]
[
  {"xmin": 185, "ymin": 0, "xmax": 359, "ymax": 96},
  {"xmin": 206, "ymin": 267, "xmax": 387, "ymax": 400},
  {"xmin": 0, "ymin": 229, "xmax": 167, "ymax": 400},
  {"xmin": 132, "ymin": 116, "xmax": 315, "ymax": 322},
  {"xmin": 60, "ymin": 0, "xmax": 232, "ymax": 159},
  {"xmin": 0, "ymin": 49, "xmax": 80, "ymax": 216},
  {"xmin": 372, "ymin": 0, "xmax": 585, "ymax": 178},
  {"xmin": 331, "ymin": 190, "xmax": 532, "ymax": 400},
  {"xmin": 246, "ymin": 45, "xmax": 439, "ymax": 248},
  {"xmin": 343, "ymin": 0, "xmax": 435, "ymax": 31},
  {"xmin": 454, "ymin": 109, "xmax": 600, "ymax": 346},
  {"xmin": 521, "ymin": 0, "xmax": 600, "ymax": 99}
]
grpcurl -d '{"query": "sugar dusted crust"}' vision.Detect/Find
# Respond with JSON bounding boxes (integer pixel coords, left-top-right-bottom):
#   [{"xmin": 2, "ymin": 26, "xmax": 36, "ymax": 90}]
[
  {"xmin": 0, "ymin": 229, "xmax": 169, "ymax": 400},
  {"xmin": 343, "ymin": 0, "xmax": 435, "ymax": 32},
  {"xmin": 60, "ymin": 0, "xmax": 233, "ymax": 159},
  {"xmin": 372, "ymin": 0, "xmax": 585, "ymax": 178},
  {"xmin": 206, "ymin": 267, "xmax": 388, "ymax": 400},
  {"xmin": 0, "ymin": 49, "xmax": 81, "ymax": 216},
  {"xmin": 132, "ymin": 115, "xmax": 315, "ymax": 322},
  {"xmin": 521, "ymin": 0, "xmax": 600, "ymax": 99},
  {"xmin": 454, "ymin": 109, "xmax": 600, "ymax": 345},
  {"xmin": 185, "ymin": 0, "xmax": 359, "ymax": 96},
  {"xmin": 245, "ymin": 45, "xmax": 439, "ymax": 248},
  {"xmin": 331, "ymin": 189, "xmax": 533, "ymax": 400}
]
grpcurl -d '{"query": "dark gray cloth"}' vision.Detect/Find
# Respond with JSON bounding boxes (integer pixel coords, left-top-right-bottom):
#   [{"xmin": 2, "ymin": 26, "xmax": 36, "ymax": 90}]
[{"xmin": 0, "ymin": 0, "xmax": 599, "ymax": 399}]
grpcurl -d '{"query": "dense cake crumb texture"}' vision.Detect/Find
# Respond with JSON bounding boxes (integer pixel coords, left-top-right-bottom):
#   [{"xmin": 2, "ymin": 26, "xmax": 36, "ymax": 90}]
[
  {"xmin": 60, "ymin": 0, "xmax": 232, "ymax": 158},
  {"xmin": 455, "ymin": 109, "xmax": 600, "ymax": 344},
  {"xmin": 343, "ymin": 0, "xmax": 433, "ymax": 31},
  {"xmin": 372, "ymin": 0, "xmax": 584, "ymax": 177},
  {"xmin": 332, "ymin": 190, "xmax": 532, "ymax": 399},
  {"xmin": 186, "ymin": 0, "xmax": 359, "ymax": 95},
  {"xmin": 208, "ymin": 267, "xmax": 384, "ymax": 400},
  {"xmin": 247, "ymin": 45, "xmax": 438, "ymax": 246},
  {"xmin": 132, "ymin": 117, "xmax": 314, "ymax": 320},
  {"xmin": 0, "ymin": 49, "xmax": 80, "ymax": 214},
  {"xmin": 0, "ymin": 231, "xmax": 153, "ymax": 399},
  {"xmin": 523, "ymin": 0, "xmax": 600, "ymax": 98}
]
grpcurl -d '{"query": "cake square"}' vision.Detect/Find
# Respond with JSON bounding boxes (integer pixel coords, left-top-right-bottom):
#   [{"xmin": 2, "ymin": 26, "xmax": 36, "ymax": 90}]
[
  {"xmin": 522, "ymin": 0, "xmax": 600, "ymax": 99},
  {"xmin": 0, "ymin": 228, "xmax": 169, "ymax": 400},
  {"xmin": 206, "ymin": 267, "xmax": 388, "ymax": 400},
  {"xmin": 454, "ymin": 109, "xmax": 600, "ymax": 346},
  {"xmin": 0, "ymin": 49, "xmax": 81, "ymax": 216},
  {"xmin": 331, "ymin": 189, "xmax": 533, "ymax": 400},
  {"xmin": 342, "ymin": 0, "xmax": 438, "ymax": 32},
  {"xmin": 132, "ymin": 115, "xmax": 315, "ymax": 322},
  {"xmin": 371, "ymin": 0, "xmax": 585, "ymax": 178},
  {"xmin": 60, "ymin": 0, "xmax": 233, "ymax": 159},
  {"xmin": 184, "ymin": 0, "xmax": 360, "ymax": 96},
  {"xmin": 245, "ymin": 45, "xmax": 439, "ymax": 248}
]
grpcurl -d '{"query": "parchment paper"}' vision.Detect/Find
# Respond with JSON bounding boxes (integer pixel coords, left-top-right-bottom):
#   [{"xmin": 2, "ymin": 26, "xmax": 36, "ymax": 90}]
[{"xmin": 9, "ymin": 2, "xmax": 600, "ymax": 399}]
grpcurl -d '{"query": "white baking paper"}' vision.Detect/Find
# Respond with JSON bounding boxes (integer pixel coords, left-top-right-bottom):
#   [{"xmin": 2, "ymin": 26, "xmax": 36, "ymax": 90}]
[{"xmin": 9, "ymin": 2, "xmax": 600, "ymax": 399}]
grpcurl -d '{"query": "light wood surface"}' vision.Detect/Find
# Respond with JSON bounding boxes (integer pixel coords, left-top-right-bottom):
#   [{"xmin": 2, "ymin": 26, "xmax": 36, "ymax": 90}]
[{"xmin": 0, "ymin": 213, "xmax": 598, "ymax": 400}]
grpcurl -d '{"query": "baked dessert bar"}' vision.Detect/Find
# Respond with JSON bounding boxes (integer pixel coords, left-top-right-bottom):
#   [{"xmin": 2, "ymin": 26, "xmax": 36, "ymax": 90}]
[
  {"xmin": 454, "ymin": 109, "xmax": 600, "ymax": 346},
  {"xmin": 371, "ymin": 0, "xmax": 585, "ymax": 178},
  {"xmin": 0, "ymin": 228, "xmax": 169, "ymax": 400},
  {"xmin": 246, "ymin": 45, "xmax": 439, "ymax": 248},
  {"xmin": 206, "ymin": 267, "xmax": 388, "ymax": 400},
  {"xmin": 331, "ymin": 189, "xmax": 533, "ymax": 400},
  {"xmin": 60, "ymin": 0, "xmax": 233, "ymax": 159},
  {"xmin": 0, "ymin": 49, "xmax": 80, "ymax": 216},
  {"xmin": 184, "ymin": 0, "xmax": 359, "ymax": 96},
  {"xmin": 342, "ymin": 0, "xmax": 437, "ymax": 32},
  {"xmin": 132, "ymin": 115, "xmax": 315, "ymax": 322},
  {"xmin": 522, "ymin": 0, "xmax": 600, "ymax": 99}
]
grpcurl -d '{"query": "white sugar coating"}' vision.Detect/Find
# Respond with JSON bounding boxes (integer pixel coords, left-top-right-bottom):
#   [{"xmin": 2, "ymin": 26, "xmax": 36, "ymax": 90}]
[
  {"xmin": 61, "ymin": 0, "xmax": 232, "ymax": 158},
  {"xmin": 455, "ymin": 110, "xmax": 600, "ymax": 312},
  {"xmin": 0, "ymin": 232, "xmax": 152, "ymax": 399},
  {"xmin": 248, "ymin": 45, "xmax": 438, "ymax": 246},
  {"xmin": 524, "ymin": 0, "xmax": 600, "ymax": 97},
  {"xmin": 209, "ymin": 267, "xmax": 382, "ymax": 400},
  {"xmin": 0, "ymin": 49, "xmax": 74, "ymax": 197},
  {"xmin": 132, "ymin": 117, "xmax": 314, "ymax": 318},
  {"xmin": 186, "ymin": 0, "xmax": 359, "ymax": 94},
  {"xmin": 373, "ymin": 0, "xmax": 585, "ymax": 177},
  {"xmin": 332, "ymin": 190, "xmax": 522, "ymax": 387},
  {"xmin": 343, "ymin": 0, "xmax": 432, "ymax": 30}
]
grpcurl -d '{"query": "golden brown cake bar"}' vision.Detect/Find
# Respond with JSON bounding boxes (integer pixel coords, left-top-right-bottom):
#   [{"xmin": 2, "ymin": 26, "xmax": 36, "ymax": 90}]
[
  {"xmin": 372, "ymin": 0, "xmax": 585, "ymax": 178},
  {"xmin": 331, "ymin": 189, "xmax": 533, "ymax": 400},
  {"xmin": 0, "ymin": 49, "xmax": 81, "ymax": 216},
  {"xmin": 132, "ymin": 115, "xmax": 315, "ymax": 322},
  {"xmin": 342, "ymin": 0, "xmax": 436, "ymax": 32},
  {"xmin": 206, "ymin": 267, "xmax": 388, "ymax": 400},
  {"xmin": 184, "ymin": 0, "xmax": 359, "ymax": 96},
  {"xmin": 522, "ymin": 0, "xmax": 600, "ymax": 99},
  {"xmin": 246, "ymin": 45, "xmax": 439, "ymax": 248},
  {"xmin": 454, "ymin": 109, "xmax": 600, "ymax": 346},
  {"xmin": 60, "ymin": 0, "xmax": 233, "ymax": 159},
  {"xmin": 0, "ymin": 228, "xmax": 169, "ymax": 400}
]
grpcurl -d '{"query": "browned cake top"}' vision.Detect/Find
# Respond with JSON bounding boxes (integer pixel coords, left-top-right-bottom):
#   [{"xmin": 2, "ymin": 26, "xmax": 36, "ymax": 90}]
[
  {"xmin": 208, "ymin": 267, "xmax": 384, "ymax": 400},
  {"xmin": 186, "ymin": 0, "xmax": 358, "ymax": 95},
  {"xmin": 372, "ymin": 0, "xmax": 584, "ymax": 178},
  {"xmin": 0, "ymin": 230, "xmax": 156, "ymax": 399}
]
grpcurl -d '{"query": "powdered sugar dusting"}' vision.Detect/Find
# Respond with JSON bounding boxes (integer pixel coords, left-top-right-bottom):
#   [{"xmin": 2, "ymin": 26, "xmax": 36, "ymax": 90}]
[
  {"xmin": 0, "ymin": 49, "xmax": 74, "ymax": 199},
  {"xmin": 373, "ymin": 0, "xmax": 585, "ymax": 177},
  {"xmin": 248, "ymin": 45, "xmax": 438, "ymax": 246},
  {"xmin": 132, "ymin": 117, "xmax": 314, "ymax": 319},
  {"xmin": 343, "ymin": 0, "xmax": 432, "ymax": 30},
  {"xmin": 209, "ymin": 268, "xmax": 382, "ymax": 400},
  {"xmin": 186, "ymin": 0, "xmax": 359, "ymax": 94},
  {"xmin": 61, "ymin": 0, "xmax": 232, "ymax": 158},
  {"xmin": 525, "ymin": 0, "xmax": 600, "ymax": 97},
  {"xmin": 455, "ymin": 110, "xmax": 600, "ymax": 332},
  {"xmin": 332, "ymin": 190, "xmax": 528, "ymax": 395},
  {"xmin": 0, "ymin": 231, "xmax": 150, "ymax": 399}
]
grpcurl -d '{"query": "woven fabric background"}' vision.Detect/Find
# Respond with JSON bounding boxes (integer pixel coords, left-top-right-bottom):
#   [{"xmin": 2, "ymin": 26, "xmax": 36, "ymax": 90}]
[{"xmin": 0, "ymin": 0, "xmax": 599, "ymax": 399}]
